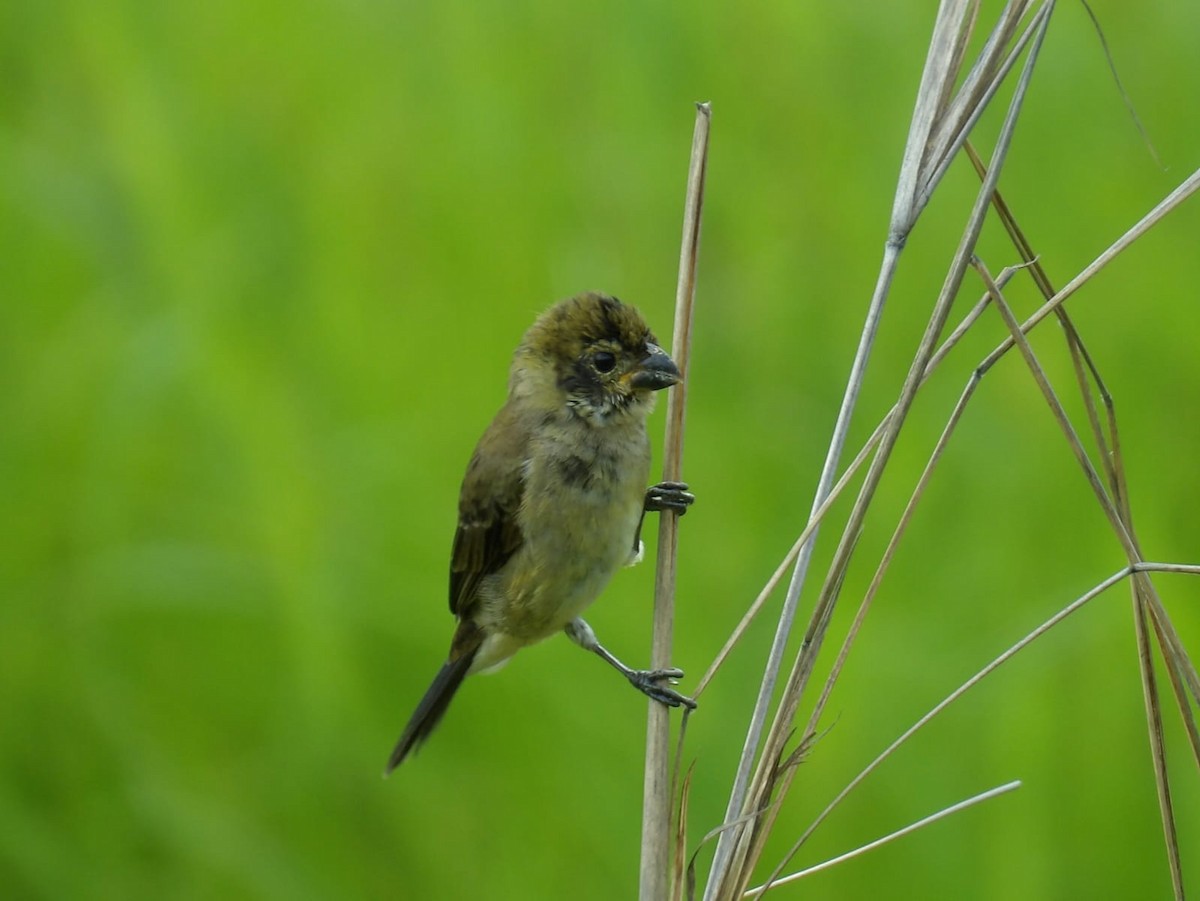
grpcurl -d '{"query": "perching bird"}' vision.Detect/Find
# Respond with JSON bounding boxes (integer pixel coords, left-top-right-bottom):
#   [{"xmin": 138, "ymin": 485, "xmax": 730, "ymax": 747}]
[{"xmin": 386, "ymin": 291, "xmax": 695, "ymax": 773}]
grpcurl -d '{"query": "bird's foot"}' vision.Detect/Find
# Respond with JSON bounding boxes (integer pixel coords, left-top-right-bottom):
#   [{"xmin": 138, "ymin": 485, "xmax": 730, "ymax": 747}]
[
  {"xmin": 627, "ymin": 667, "xmax": 698, "ymax": 709},
  {"xmin": 644, "ymin": 481, "xmax": 695, "ymax": 515}
]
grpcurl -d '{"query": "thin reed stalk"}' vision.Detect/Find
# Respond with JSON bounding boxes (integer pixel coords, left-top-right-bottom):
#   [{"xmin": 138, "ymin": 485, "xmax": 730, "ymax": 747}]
[{"xmin": 642, "ymin": 101, "xmax": 710, "ymax": 901}]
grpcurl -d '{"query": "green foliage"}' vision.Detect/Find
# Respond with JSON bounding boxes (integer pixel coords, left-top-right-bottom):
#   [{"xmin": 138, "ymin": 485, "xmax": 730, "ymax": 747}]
[{"xmin": 2, "ymin": 1, "xmax": 1198, "ymax": 898}]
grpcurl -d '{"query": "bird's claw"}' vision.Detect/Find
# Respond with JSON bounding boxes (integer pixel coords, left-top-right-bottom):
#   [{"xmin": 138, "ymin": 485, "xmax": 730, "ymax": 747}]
[
  {"xmin": 628, "ymin": 667, "xmax": 698, "ymax": 710},
  {"xmin": 644, "ymin": 481, "xmax": 695, "ymax": 515}
]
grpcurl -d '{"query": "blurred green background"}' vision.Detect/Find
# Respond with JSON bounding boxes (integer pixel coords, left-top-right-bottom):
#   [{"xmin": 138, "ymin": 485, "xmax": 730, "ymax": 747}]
[{"xmin": 3, "ymin": 1, "xmax": 1199, "ymax": 898}]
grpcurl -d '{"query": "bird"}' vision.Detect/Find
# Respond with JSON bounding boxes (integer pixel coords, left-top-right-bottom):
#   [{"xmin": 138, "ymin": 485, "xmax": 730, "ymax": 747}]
[{"xmin": 386, "ymin": 291, "xmax": 695, "ymax": 774}]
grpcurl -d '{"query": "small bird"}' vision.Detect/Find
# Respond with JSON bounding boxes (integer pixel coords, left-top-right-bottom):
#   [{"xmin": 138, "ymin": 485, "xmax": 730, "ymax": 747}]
[{"xmin": 387, "ymin": 291, "xmax": 695, "ymax": 773}]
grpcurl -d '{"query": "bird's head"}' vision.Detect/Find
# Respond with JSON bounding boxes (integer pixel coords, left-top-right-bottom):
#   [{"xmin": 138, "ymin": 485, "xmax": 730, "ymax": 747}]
[{"xmin": 511, "ymin": 292, "xmax": 679, "ymax": 423}]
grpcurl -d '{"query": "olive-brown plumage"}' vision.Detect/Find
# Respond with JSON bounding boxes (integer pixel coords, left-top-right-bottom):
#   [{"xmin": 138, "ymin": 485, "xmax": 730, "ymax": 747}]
[{"xmin": 387, "ymin": 292, "xmax": 694, "ymax": 773}]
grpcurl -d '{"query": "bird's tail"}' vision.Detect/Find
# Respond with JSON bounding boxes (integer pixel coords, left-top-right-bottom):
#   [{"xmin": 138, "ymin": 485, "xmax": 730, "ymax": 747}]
[{"xmin": 385, "ymin": 628, "xmax": 481, "ymax": 775}]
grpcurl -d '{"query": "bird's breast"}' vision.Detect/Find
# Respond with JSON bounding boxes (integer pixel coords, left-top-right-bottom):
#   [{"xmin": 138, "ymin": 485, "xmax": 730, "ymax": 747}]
[{"xmin": 488, "ymin": 420, "xmax": 651, "ymax": 639}]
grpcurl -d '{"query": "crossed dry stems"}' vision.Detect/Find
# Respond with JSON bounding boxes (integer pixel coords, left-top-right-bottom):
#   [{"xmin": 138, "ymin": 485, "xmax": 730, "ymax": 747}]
[{"xmin": 641, "ymin": 2, "xmax": 1200, "ymax": 899}]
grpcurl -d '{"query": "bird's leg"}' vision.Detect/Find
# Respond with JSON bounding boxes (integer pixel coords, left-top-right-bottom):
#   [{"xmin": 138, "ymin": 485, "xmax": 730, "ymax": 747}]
[
  {"xmin": 631, "ymin": 481, "xmax": 696, "ymax": 555},
  {"xmin": 565, "ymin": 618, "xmax": 697, "ymax": 709},
  {"xmin": 610, "ymin": 481, "xmax": 697, "ymax": 700}
]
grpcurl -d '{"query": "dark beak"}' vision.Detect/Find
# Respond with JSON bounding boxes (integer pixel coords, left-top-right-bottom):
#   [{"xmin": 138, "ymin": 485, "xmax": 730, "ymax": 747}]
[{"xmin": 627, "ymin": 343, "xmax": 680, "ymax": 391}]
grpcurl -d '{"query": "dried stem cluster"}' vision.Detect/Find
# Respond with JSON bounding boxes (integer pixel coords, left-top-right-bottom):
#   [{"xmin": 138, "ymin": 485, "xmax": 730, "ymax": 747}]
[{"xmin": 646, "ymin": 2, "xmax": 1200, "ymax": 899}]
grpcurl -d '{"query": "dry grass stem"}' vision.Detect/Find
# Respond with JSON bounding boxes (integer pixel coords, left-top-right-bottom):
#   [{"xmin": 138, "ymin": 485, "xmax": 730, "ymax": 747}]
[
  {"xmin": 967, "ymin": 147, "xmax": 1200, "ymax": 820},
  {"xmin": 981, "ymin": 165, "xmax": 1200, "ymax": 373},
  {"xmin": 891, "ymin": 1, "xmax": 1052, "ymax": 236},
  {"xmin": 760, "ymin": 563, "xmax": 1200, "ymax": 891},
  {"xmin": 798, "ymin": 264, "xmax": 1032, "ymax": 735},
  {"xmin": 693, "ymin": 263, "xmax": 1025, "ymax": 704},
  {"xmin": 746, "ymin": 781, "xmax": 1023, "ymax": 896},
  {"xmin": 747, "ymin": 134, "xmax": 1200, "ymax": 899},
  {"xmin": 671, "ymin": 764, "xmax": 697, "ymax": 901},
  {"xmin": 642, "ymin": 101, "xmax": 710, "ymax": 901},
  {"xmin": 973, "ymin": 261, "xmax": 1196, "ymax": 899},
  {"xmin": 702, "ymin": 7, "xmax": 1055, "ymax": 892},
  {"xmin": 1079, "ymin": 0, "xmax": 1161, "ymax": 167},
  {"xmin": 721, "ymin": 16, "xmax": 1053, "ymax": 897},
  {"xmin": 1133, "ymin": 596, "xmax": 1185, "ymax": 899}
]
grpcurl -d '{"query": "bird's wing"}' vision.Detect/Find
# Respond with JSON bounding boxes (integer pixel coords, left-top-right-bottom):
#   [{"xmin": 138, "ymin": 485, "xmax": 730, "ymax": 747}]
[{"xmin": 449, "ymin": 404, "xmax": 528, "ymax": 619}]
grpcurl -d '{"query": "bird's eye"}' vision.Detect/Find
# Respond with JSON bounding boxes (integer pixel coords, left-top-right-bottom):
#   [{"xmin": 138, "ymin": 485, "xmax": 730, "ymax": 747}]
[{"xmin": 593, "ymin": 351, "xmax": 617, "ymax": 373}]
